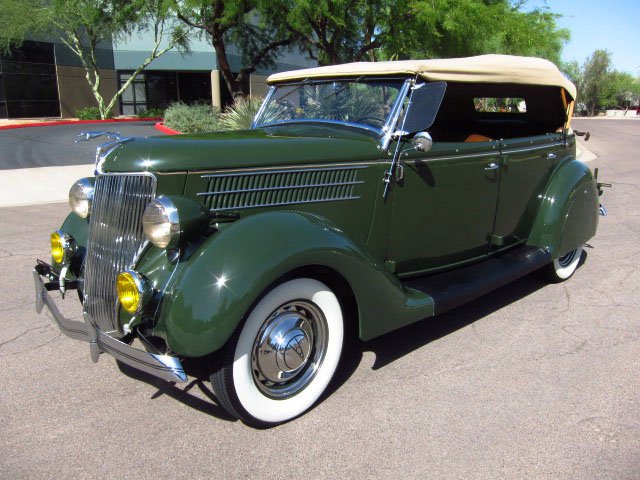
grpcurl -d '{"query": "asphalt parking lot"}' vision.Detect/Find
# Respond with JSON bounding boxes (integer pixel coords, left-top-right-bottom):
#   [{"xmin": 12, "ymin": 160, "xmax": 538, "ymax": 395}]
[
  {"xmin": 0, "ymin": 119, "xmax": 638, "ymax": 479},
  {"xmin": 0, "ymin": 121, "xmax": 158, "ymax": 169}
]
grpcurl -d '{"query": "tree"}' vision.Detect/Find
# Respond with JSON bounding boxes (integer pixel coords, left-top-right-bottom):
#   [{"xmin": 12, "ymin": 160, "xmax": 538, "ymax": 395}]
[
  {"xmin": 603, "ymin": 71, "xmax": 640, "ymax": 110},
  {"xmin": 262, "ymin": 0, "xmax": 410, "ymax": 65},
  {"xmin": 561, "ymin": 60, "xmax": 582, "ymax": 90},
  {"xmin": 0, "ymin": 0, "xmax": 187, "ymax": 119},
  {"xmin": 261, "ymin": 0, "xmax": 568, "ymax": 66},
  {"xmin": 581, "ymin": 49, "xmax": 611, "ymax": 116},
  {"xmin": 53, "ymin": 0, "xmax": 188, "ymax": 118},
  {"xmin": 175, "ymin": 1, "xmax": 296, "ymax": 101},
  {"xmin": 0, "ymin": 0, "xmax": 50, "ymax": 54},
  {"xmin": 404, "ymin": 0, "xmax": 569, "ymax": 64}
]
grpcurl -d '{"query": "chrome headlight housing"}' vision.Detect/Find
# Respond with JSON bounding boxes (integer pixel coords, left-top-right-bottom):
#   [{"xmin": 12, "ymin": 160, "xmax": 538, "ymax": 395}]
[
  {"xmin": 142, "ymin": 196, "xmax": 180, "ymax": 249},
  {"xmin": 69, "ymin": 177, "xmax": 95, "ymax": 218},
  {"xmin": 50, "ymin": 230, "xmax": 77, "ymax": 264},
  {"xmin": 142, "ymin": 195, "xmax": 210, "ymax": 249}
]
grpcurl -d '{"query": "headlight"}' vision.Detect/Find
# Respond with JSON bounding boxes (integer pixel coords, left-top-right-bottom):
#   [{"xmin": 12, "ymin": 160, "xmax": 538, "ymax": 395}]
[
  {"xmin": 142, "ymin": 196, "xmax": 180, "ymax": 249},
  {"xmin": 50, "ymin": 230, "xmax": 76, "ymax": 264},
  {"xmin": 142, "ymin": 196, "xmax": 209, "ymax": 249},
  {"xmin": 116, "ymin": 270, "xmax": 152, "ymax": 314},
  {"xmin": 69, "ymin": 177, "xmax": 95, "ymax": 218}
]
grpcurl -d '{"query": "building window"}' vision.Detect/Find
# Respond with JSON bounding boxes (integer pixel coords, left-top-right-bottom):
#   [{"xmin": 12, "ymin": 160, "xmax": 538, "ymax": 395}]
[
  {"xmin": 0, "ymin": 41, "xmax": 60, "ymax": 118},
  {"xmin": 118, "ymin": 72, "xmax": 147, "ymax": 115},
  {"xmin": 118, "ymin": 70, "xmax": 212, "ymax": 114}
]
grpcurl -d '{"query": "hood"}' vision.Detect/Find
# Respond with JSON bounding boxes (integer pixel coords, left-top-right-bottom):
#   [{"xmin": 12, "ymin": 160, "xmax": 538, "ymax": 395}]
[{"xmin": 99, "ymin": 124, "xmax": 381, "ymax": 173}]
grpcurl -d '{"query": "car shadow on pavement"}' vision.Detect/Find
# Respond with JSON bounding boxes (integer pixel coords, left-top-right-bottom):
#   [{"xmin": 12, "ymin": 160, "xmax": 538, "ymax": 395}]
[
  {"xmin": 321, "ymin": 267, "xmax": 563, "ymax": 405},
  {"xmin": 116, "ymin": 360, "xmax": 238, "ymax": 423},
  {"xmin": 362, "ymin": 273, "xmax": 548, "ymax": 372}
]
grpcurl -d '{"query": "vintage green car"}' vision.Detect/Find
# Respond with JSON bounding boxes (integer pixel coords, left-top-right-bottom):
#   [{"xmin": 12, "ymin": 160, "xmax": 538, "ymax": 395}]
[{"xmin": 34, "ymin": 54, "xmax": 602, "ymax": 427}]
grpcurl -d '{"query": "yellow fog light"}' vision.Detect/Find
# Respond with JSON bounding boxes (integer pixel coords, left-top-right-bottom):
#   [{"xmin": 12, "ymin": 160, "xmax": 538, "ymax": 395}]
[
  {"xmin": 116, "ymin": 270, "xmax": 151, "ymax": 314},
  {"xmin": 50, "ymin": 230, "xmax": 76, "ymax": 264}
]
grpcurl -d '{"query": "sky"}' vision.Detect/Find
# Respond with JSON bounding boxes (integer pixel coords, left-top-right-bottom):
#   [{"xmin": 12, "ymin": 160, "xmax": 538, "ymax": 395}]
[{"xmin": 526, "ymin": 0, "xmax": 640, "ymax": 74}]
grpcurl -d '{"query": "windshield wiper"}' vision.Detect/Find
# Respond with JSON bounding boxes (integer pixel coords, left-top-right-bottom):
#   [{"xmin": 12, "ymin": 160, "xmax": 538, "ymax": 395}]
[{"xmin": 272, "ymin": 78, "xmax": 311, "ymax": 104}]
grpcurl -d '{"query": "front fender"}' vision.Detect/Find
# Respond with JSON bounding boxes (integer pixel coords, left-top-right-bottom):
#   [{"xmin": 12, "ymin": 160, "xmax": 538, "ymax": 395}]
[
  {"xmin": 527, "ymin": 160, "xmax": 599, "ymax": 257},
  {"xmin": 152, "ymin": 211, "xmax": 433, "ymax": 357}
]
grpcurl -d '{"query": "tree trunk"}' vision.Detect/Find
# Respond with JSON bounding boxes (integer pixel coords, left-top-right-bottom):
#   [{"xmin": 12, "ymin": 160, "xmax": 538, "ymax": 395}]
[{"xmin": 211, "ymin": 31, "xmax": 246, "ymax": 103}]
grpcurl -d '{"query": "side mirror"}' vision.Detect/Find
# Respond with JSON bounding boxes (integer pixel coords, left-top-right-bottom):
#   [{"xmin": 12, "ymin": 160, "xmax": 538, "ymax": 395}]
[{"xmin": 413, "ymin": 132, "xmax": 433, "ymax": 152}]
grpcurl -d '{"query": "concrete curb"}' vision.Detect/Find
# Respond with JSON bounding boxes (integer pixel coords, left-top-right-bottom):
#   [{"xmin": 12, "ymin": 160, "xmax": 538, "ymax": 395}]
[
  {"xmin": 154, "ymin": 122, "xmax": 181, "ymax": 135},
  {"xmin": 0, "ymin": 117, "xmax": 161, "ymax": 131}
]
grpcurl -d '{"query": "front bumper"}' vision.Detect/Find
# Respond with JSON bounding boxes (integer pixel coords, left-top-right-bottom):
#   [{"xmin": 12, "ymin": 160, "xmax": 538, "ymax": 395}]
[{"xmin": 33, "ymin": 262, "xmax": 187, "ymax": 383}]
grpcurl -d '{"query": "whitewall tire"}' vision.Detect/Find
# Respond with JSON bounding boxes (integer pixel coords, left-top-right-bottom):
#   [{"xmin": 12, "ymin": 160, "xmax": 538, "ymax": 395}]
[
  {"xmin": 546, "ymin": 245, "xmax": 583, "ymax": 282},
  {"xmin": 211, "ymin": 278, "xmax": 344, "ymax": 427}
]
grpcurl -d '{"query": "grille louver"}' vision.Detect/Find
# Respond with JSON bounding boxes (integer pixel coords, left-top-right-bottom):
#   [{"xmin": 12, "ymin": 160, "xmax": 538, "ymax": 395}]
[
  {"xmin": 198, "ymin": 166, "xmax": 366, "ymax": 211},
  {"xmin": 83, "ymin": 174, "xmax": 156, "ymax": 336}
]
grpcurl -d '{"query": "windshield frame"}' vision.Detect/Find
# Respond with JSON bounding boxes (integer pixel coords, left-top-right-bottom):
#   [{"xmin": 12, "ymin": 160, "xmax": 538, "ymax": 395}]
[{"xmin": 251, "ymin": 77, "xmax": 412, "ymax": 141}]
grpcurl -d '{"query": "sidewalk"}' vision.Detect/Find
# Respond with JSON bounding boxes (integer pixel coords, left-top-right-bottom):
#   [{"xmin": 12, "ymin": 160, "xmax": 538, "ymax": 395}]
[
  {"xmin": 0, "ymin": 164, "xmax": 94, "ymax": 208},
  {"xmin": 0, "ymin": 116, "xmax": 160, "ymax": 129},
  {"xmin": 0, "ymin": 117, "xmax": 72, "ymax": 127},
  {"xmin": 576, "ymin": 140, "xmax": 597, "ymax": 162},
  {"xmin": 573, "ymin": 115, "xmax": 640, "ymax": 120}
]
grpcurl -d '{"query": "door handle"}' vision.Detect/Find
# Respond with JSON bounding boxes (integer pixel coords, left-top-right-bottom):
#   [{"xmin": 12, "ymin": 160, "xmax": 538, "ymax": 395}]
[
  {"xmin": 547, "ymin": 152, "xmax": 557, "ymax": 159},
  {"xmin": 484, "ymin": 162, "xmax": 499, "ymax": 171}
]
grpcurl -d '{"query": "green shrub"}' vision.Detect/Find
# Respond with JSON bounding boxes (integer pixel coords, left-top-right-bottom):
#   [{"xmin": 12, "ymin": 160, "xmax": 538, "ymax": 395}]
[
  {"xmin": 219, "ymin": 96, "xmax": 264, "ymax": 131},
  {"xmin": 137, "ymin": 107, "xmax": 166, "ymax": 118},
  {"xmin": 76, "ymin": 107, "xmax": 105, "ymax": 120},
  {"xmin": 163, "ymin": 102, "xmax": 221, "ymax": 134}
]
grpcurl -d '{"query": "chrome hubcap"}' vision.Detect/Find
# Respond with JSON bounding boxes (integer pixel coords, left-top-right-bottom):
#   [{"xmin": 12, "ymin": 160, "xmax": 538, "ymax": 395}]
[{"xmin": 252, "ymin": 300, "xmax": 328, "ymax": 399}]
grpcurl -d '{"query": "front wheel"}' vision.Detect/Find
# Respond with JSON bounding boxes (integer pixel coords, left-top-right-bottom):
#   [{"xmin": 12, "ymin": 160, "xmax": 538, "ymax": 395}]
[
  {"xmin": 544, "ymin": 245, "xmax": 584, "ymax": 283},
  {"xmin": 211, "ymin": 278, "xmax": 344, "ymax": 427}
]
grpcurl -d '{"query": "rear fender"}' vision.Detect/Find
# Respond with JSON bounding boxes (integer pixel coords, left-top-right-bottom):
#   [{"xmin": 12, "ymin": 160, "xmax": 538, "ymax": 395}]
[{"xmin": 527, "ymin": 160, "xmax": 599, "ymax": 257}]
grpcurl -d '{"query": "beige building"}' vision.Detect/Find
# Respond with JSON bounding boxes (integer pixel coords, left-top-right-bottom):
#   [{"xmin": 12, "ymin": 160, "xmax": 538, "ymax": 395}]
[{"xmin": 0, "ymin": 34, "xmax": 313, "ymax": 119}]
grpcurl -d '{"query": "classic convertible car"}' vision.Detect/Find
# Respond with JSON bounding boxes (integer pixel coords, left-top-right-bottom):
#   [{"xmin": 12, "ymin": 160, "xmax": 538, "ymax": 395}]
[{"xmin": 34, "ymin": 55, "xmax": 603, "ymax": 427}]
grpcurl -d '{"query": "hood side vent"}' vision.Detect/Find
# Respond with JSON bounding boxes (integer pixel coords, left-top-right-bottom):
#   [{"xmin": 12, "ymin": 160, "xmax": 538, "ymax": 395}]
[{"xmin": 198, "ymin": 165, "xmax": 367, "ymax": 212}]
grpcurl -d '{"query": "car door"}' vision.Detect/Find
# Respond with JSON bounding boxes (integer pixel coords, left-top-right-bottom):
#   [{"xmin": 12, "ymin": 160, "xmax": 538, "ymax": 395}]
[
  {"xmin": 492, "ymin": 133, "xmax": 564, "ymax": 251},
  {"xmin": 386, "ymin": 140, "xmax": 501, "ymax": 275}
]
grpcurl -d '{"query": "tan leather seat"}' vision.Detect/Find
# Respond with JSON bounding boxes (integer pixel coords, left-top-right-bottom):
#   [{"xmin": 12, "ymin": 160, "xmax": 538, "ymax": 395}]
[{"xmin": 465, "ymin": 134, "xmax": 493, "ymax": 143}]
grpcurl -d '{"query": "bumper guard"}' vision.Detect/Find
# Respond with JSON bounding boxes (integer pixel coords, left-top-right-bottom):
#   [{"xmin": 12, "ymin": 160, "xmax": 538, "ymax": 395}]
[{"xmin": 33, "ymin": 262, "xmax": 187, "ymax": 383}]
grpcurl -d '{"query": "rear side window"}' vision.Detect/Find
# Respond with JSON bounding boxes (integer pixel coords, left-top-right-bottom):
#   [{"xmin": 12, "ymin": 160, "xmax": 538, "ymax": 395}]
[{"xmin": 474, "ymin": 97, "xmax": 526, "ymax": 113}]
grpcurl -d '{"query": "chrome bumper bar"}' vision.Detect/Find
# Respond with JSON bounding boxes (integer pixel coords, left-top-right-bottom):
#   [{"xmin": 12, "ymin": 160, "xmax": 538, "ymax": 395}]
[{"xmin": 33, "ymin": 266, "xmax": 187, "ymax": 383}]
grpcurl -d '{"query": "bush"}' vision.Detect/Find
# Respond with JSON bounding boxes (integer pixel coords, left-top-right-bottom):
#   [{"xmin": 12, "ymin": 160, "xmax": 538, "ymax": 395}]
[
  {"xmin": 219, "ymin": 96, "xmax": 264, "ymax": 131},
  {"xmin": 163, "ymin": 102, "xmax": 221, "ymax": 134},
  {"xmin": 137, "ymin": 107, "xmax": 166, "ymax": 119},
  {"xmin": 76, "ymin": 107, "xmax": 108, "ymax": 120}
]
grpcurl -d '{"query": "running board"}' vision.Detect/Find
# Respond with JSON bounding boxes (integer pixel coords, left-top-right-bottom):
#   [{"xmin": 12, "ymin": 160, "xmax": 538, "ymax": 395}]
[{"xmin": 401, "ymin": 246, "xmax": 551, "ymax": 315}]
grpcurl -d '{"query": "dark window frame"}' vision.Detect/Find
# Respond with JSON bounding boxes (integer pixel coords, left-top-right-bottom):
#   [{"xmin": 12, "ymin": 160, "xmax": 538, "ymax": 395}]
[{"xmin": 118, "ymin": 71, "xmax": 148, "ymax": 115}]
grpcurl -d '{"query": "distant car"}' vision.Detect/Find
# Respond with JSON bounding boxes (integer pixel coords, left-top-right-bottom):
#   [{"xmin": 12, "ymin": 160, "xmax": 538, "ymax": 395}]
[{"xmin": 34, "ymin": 55, "xmax": 602, "ymax": 427}]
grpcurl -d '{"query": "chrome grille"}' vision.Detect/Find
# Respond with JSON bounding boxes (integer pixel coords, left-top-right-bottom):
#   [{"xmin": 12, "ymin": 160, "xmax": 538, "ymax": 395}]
[
  {"xmin": 83, "ymin": 173, "xmax": 156, "ymax": 335},
  {"xmin": 198, "ymin": 166, "xmax": 366, "ymax": 212}
]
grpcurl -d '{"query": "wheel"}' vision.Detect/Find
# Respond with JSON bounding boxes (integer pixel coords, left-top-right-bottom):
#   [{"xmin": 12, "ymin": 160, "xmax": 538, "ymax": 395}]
[
  {"xmin": 211, "ymin": 278, "xmax": 344, "ymax": 427},
  {"xmin": 544, "ymin": 245, "xmax": 583, "ymax": 283}
]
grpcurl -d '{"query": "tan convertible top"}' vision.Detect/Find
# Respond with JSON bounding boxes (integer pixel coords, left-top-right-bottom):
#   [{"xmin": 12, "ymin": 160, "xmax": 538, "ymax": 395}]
[{"xmin": 267, "ymin": 54, "xmax": 576, "ymax": 99}]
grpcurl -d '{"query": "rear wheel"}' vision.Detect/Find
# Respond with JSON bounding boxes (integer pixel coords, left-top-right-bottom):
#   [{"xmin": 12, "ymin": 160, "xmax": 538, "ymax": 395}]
[
  {"xmin": 544, "ymin": 245, "xmax": 583, "ymax": 282},
  {"xmin": 211, "ymin": 278, "xmax": 344, "ymax": 427}
]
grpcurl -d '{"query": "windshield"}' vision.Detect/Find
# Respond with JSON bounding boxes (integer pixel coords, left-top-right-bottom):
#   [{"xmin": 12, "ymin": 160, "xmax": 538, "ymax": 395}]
[{"xmin": 253, "ymin": 78, "xmax": 407, "ymax": 132}]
